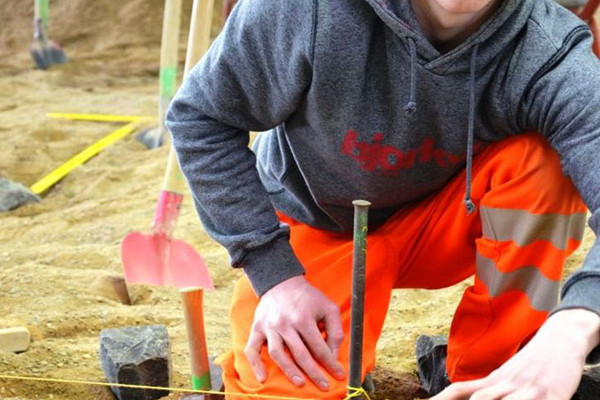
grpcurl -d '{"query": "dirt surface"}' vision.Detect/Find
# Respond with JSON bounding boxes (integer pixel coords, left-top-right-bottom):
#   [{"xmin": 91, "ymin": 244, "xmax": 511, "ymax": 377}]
[{"xmin": 0, "ymin": 1, "xmax": 594, "ymax": 400}]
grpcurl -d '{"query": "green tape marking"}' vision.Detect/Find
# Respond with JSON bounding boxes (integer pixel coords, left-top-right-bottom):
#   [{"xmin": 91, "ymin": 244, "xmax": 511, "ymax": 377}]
[
  {"xmin": 191, "ymin": 373, "xmax": 211, "ymax": 390},
  {"xmin": 159, "ymin": 66, "xmax": 178, "ymax": 97}
]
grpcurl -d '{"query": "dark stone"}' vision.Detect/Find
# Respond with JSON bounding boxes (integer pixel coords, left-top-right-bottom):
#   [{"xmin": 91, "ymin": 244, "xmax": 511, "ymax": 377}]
[
  {"xmin": 416, "ymin": 335, "xmax": 450, "ymax": 396},
  {"xmin": 573, "ymin": 365, "xmax": 600, "ymax": 400},
  {"xmin": 0, "ymin": 178, "xmax": 40, "ymax": 212},
  {"xmin": 99, "ymin": 325, "xmax": 171, "ymax": 400},
  {"xmin": 209, "ymin": 356, "xmax": 223, "ymax": 393},
  {"xmin": 135, "ymin": 127, "xmax": 164, "ymax": 149}
]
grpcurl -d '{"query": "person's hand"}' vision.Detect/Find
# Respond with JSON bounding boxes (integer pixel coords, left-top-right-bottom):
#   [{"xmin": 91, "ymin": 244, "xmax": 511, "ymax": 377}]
[
  {"xmin": 244, "ymin": 276, "xmax": 346, "ymax": 390},
  {"xmin": 431, "ymin": 309, "xmax": 600, "ymax": 400}
]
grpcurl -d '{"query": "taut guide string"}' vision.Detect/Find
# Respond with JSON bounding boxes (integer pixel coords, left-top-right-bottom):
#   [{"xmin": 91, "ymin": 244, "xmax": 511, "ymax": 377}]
[{"xmin": 0, "ymin": 374, "xmax": 371, "ymax": 400}]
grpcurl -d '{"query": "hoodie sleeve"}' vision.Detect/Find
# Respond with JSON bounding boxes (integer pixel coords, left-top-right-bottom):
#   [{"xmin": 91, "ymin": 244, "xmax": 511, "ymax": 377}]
[
  {"xmin": 165, "ymin": 0, "xmax": 315, "ymax": 296},
  {"xmin": 516, "ymin": 27, "xmax": 600, "ymax": 362}
]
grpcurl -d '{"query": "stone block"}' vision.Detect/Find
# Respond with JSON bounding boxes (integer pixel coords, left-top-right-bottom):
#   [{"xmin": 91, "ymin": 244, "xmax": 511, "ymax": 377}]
[
  {"xmin": 99, "ymin": 325, "xmax": 170, "ymax": 400},
  {"xmin": 416, "ymin": 334, "xmax": 450, "ymax": 396},
  {"xmin": 0, "ymin": 327, "xmax": 30, "ymax": 353}
]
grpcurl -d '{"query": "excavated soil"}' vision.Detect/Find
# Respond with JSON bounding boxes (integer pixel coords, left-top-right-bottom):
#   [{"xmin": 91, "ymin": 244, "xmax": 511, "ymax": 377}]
[{"xmin": 0, "ymin": 1, "xmax": 594, "ymax": 399}]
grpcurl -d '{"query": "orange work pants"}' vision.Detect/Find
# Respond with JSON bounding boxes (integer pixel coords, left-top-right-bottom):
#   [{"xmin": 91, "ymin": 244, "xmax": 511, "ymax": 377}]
[{"xmin": 218, "ymin": 133, "xmax": 587, "ymax": 399}]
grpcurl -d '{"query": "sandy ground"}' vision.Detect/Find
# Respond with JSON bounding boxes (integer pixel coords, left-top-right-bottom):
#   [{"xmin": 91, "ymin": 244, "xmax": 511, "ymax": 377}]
[{"xmin": 0, "ymin": 1, "xmax": 595, "ymax": 400}]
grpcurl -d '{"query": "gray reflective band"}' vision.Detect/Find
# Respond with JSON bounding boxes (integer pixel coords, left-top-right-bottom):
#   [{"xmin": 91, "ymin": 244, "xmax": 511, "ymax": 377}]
[
  {"xmin": 480, "ymin": 206, "xmax": 586, "ymax": 250},
  {"xmin": 476, "ymin": 253, "xmax": 559, "ymax": 312}
]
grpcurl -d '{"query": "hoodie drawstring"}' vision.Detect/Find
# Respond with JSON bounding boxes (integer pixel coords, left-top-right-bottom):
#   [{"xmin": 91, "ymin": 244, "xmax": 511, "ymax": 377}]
[
  {"xmin": 404, "ymin": 38, "xmax": 417, "ymax": 113},
  {"xmin": 464, "ymin": 44, "xmax": 479, "ymax": 215},
  {"xmin": 403, "ymin": 37, "xmax": 478, "ymax": 214}
]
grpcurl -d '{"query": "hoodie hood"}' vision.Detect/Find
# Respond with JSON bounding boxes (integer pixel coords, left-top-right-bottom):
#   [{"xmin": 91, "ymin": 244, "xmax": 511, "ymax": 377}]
[{"xmin": 365, "ymin": 0, "xmax": 537, "ymax": 74}]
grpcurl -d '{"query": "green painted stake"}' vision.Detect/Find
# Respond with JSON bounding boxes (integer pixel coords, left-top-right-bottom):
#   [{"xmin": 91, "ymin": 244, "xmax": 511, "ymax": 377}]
[{"xmin": 192, "ymin": 373, "xmax": 212, "ymax": 391}]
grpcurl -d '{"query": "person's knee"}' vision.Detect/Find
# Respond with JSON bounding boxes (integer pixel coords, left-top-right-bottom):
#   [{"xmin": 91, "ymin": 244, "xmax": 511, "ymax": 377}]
[{"xmin": 483, "ymin": 132, "xmax": 586, "ymax": 214}]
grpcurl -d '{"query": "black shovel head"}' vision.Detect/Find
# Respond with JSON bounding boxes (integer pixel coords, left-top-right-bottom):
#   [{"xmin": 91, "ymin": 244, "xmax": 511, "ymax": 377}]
[
  {"xmin": 30, "ymin": 38, "xmax": 68, "ymax": 70},
  {"xmin": 47, "ymin": 40, "xmax": 68, "ymax": 65}
]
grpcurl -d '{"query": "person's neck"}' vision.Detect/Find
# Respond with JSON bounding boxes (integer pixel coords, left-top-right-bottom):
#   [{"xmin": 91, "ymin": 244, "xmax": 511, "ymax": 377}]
[{"xmin": 410, "ymin": 0, "xmax": 500, "ymax": 52}]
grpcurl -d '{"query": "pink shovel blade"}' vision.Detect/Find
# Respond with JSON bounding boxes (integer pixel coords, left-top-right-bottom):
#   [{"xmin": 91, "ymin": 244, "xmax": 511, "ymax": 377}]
[{"xmin": 121, "ymin": 231, "xmax": 214, "ymax": 290}]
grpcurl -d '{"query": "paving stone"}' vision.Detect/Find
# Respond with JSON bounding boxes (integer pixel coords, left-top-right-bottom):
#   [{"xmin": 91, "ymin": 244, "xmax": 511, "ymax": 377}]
[
  {"xmin": 415, "ymin": 335, "xmax": 450, "ymax": 396},
  {"xmin": 99, "ymin": 325, "xmax": 170, "ymax": 400},
  {"xmin": 0, "ymin": 327, "xmax": 30, "ymax": 353},
  {"xmin": 0, "ymin": 178, "xmax": 40, "ymax": 212}
]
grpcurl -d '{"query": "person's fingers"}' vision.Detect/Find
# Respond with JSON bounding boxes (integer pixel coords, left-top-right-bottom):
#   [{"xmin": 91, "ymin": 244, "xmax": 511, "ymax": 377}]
[
  {"xmin": 469, "ymin": 383, "xmax": 516, "ymax": 400},
  {"xmin": 322, "ymin": 304, "xmax": 344, "ymax": 360},
  {"xmin": 244, "ymin": 327, "xmax": 267, "ymax": 382},
  {"xmin": 279, "ymin": 328, "xmax": 329, "ymax": 390},
  {"xmin": 265, "ymin": 330, "xmax": 306, "ymax": 388},
  {"xmin": 430, "ymin": 378, "xmax": 488, "ymax": 400},
  {"xmin": 299, "ymin": 321, "xmax": 345, "ymax": 381}
]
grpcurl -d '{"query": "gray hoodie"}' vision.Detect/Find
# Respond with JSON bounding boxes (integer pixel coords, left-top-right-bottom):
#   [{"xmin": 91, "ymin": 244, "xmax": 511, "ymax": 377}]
[{"xmin": 167, "ymin": 0, "xmax": 600, "ymax": 358}]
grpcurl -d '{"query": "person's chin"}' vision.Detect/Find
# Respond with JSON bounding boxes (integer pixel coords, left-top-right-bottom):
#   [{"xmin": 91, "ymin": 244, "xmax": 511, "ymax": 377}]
[{"xmin": 432, "ymin": 0, "xmax": 496, "ymax": 14}]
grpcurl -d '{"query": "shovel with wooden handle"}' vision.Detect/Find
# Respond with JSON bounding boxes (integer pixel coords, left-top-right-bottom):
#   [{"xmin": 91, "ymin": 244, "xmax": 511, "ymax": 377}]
[
  {"xmin": 30, "ymin": 0, "xmax": 67, "ymax": 70},
  {"xmin": 137, "ymin": 0, "xmax": 183, "ymax": 149},
  {"xmin": 121, "ymin": 0, "xmax": 216, "ymax": 393}
]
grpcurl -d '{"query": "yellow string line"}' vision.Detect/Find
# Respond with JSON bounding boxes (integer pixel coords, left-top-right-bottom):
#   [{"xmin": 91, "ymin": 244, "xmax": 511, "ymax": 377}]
[
  {"xmin": 47, "ymin": 113, "xmax": 155, "ymax": 123},
  {"xmin": 0, "ymin": 374, "xmax": 312, "ymax": 400},
  {"xmin": 0, "ymin": 374, "xmax": 370, "ymax": 400},
  {"xmin": 29, "ymin": 121, "xmax": 144, "ymax": 195},
  {"xmin": 346, "ymin": 386, "xmax": 371, "ymax": 399}
]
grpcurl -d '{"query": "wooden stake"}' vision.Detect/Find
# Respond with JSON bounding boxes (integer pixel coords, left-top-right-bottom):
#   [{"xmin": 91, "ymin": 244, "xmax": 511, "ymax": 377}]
[{"xmin": 180, "ymin": 288, "xmax": 211, "ymax": 391}]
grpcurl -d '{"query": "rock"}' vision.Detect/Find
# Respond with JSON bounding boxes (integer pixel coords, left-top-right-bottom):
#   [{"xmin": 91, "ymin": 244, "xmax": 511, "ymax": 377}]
[
  {"xmin": 573, "ymin": 366, "xmax": 600, "ymax": 400},
  {"xmin": 415, "ymin": 335, "xmax": 450, "ymax": 396},
  {"xmin": 135, "ymin": 127, "xmax": 164, "ymax": 149},
  {"xmin": 91, "ymin": 275, "xmax": 131, "ymax": 305},
  {"xmin": 0, "ymin": 178, "xmax": 40, "ymax": 212},
  {"xmin": 0, "ymin": 327, "xmax": 31, "ymax": 353},
  {"xmin": 209, "ymin": 356, "xmax": 223, "ymax": 393},
  {"xmin": 99, "ymin": 325, "xmax": 171, "ymax": 400}
]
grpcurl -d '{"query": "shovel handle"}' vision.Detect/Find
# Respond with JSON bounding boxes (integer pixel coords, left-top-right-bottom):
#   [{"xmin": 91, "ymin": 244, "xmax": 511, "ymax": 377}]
[
  {"xmin": 159, "ymin": 0, "xmax": 182, "ymax": 100},
  {"xmin": 35, "ymin": 0, "xmax": 50, "ymax": 31},
  {"xmin": 162, "ymin": 147, "xmax": 188, "ymax": 194},
  {"xmin": 184, "ymin": 0, "xmax": 215, "ymax": 75},
  {"xmin": 152, "ymin": 190, "xmax": 183, "ymax": 236},
  {"xmin": 162, "ymin": 0, "xmax": 215, "ymax": 195},
  {"xmin": 152, "ymin": 0, "xmax": 183, "ymax": 149}
]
